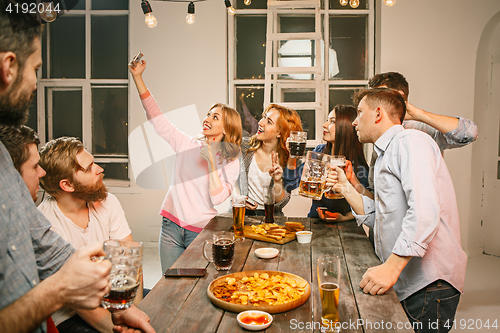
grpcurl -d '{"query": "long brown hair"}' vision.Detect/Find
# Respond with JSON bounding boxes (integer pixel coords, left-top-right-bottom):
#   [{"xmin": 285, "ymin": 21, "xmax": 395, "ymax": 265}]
[
  {"xmin": 325, "ymin": 105, "xmax": 368, "ymax": 170},
  {"xmin": 207, "ymin": 103, "xmax": 242, "ymax": 161},
  {"xmin": 247, "ymin": 104, "xmax": 303, "ymax": 167}
]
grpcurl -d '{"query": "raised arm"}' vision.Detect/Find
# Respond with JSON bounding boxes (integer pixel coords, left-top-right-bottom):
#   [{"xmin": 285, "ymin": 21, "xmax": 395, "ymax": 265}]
[{"xmin": 405, "ymin": 102, "xmax": 459, "ymax": 134}]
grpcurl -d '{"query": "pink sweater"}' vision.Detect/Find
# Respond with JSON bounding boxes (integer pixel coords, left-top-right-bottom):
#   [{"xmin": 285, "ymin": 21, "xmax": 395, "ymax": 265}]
[{"xmin": 141, "ymin": 91, "xmax": 240, "ymax": 232}]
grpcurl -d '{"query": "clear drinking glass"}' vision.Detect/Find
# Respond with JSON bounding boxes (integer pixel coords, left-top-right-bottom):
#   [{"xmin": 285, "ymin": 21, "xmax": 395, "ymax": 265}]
[
  {"xmin": 102, "ymin": 240, "xmax": 143, "ymax": 310},
  {"xmin": 232, "ymin": 195, "xmax": 246, "ymax": 241},
  {"xmin": 317, "ymin": 255, "xmax": 341, "ymax": 333},
  {"xmin": 298, "ymin": 151, "xmax": 330, "ymax": 200},
  {"xmin": 324, "ymin": 155, "xmax": 346, "ymax": 200}
]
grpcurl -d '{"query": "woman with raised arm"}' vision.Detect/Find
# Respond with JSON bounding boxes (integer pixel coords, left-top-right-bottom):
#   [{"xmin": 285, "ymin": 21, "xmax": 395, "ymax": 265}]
[
  {"xmin": 237, "ymin": 104, "xmax": 303, "ymax": 217},
  {"xmin": 284, "ymin": 105, "xmax": 369, "ymax": 222},
  {"xmin": 129, "ymin": 56, "xmax": 242, "ymax": 272}
]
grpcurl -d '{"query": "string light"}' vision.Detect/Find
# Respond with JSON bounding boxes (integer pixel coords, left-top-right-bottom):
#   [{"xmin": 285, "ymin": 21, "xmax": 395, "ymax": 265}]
[
  {"xmin": 339, "ymin": 0, "xmax": 348, "ymax": 6},
  {"xmin": 141, "ymin": 0, "xmax": 157, "ymax": 28},
  {"xmin": 384, "ymin": 0, "xmax": 396, "ymax": 6},
  {"xmin": 39, "ymin": 2, "xmax": 57, "ymax": 23},
  {"xmin": 224, "ymin": 0, "xmax": 235, "ymax": 16},
  {"xmin": 244, "ymin": 0, "xmax": 251, "ymax": 5},
  {"xmin": 349, "ymin": 0, "xmax": 360, "ymax": 8},
  {"xmin": 186, "ymin": 1, "xmax": 195, "ymax": 25}
]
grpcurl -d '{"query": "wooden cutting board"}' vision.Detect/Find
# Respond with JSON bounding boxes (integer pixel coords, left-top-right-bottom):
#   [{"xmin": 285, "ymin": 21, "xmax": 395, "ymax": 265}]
[
  {"xmin": 207, "ymin": 270, "xmax": 310, "ymax": 314},
  {"xmin": 243, "ymin": 225, "xmax": 296, "ymax": 244}
]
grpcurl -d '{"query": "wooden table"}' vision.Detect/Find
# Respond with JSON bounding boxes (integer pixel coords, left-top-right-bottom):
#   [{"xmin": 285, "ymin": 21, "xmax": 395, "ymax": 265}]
[{"xmin": 139, "ymin": 216, "xmax": 413, "ymax": 332}]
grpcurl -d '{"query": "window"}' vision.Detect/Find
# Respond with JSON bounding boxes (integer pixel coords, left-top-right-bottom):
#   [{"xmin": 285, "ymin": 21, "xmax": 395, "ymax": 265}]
[
  {"xmin": 31, "ymin": 0, "xmax": 129, "ymax": 181},
  {"xmin": 228, "ymin": 0, "xmax": 374, "ymax": 145}
]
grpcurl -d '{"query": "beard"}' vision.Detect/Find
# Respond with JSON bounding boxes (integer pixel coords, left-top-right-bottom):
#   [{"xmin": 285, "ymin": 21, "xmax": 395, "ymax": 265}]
[
  {"xmin": 0, "ymin": 71, "xmax": 34, "ymax": 127},
  {"xmin": 71, "ymin": 175, "xmax": 108, "ymax": 203}
]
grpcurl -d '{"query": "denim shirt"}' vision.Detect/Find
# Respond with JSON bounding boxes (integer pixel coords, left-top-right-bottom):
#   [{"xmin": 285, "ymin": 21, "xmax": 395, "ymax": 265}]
[
  {"xmin": 0, "ymin": 142, "xmax": 74, "ymax": 333},
  {"xmin": 352, "ymin": 125, "xmax": 467, "ymax": 301}
]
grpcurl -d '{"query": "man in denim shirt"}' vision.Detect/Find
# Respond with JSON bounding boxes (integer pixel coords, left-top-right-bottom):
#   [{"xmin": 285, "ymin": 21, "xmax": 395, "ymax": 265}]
[
  {"xmin": 331, "ymin": 88, "xmax": 467, "ymax": 333},
  {"xmin": 0, "ymin": 6, "xmax": 154, "ymax": 333}
]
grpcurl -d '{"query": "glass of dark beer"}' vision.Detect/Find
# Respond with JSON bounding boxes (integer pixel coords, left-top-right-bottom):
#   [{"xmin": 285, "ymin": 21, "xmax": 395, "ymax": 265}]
[
  {"xmin": 202, "ymin": 231, "xmax": 235, "ymax": 271},
  {"xmin": 232, "ymin": 195, "xmax": 246, "ymax": 241},
  {"xmin": 287, "ymin": 131, "xmax": 308, "ymax": 158},
  {"xmin": 263, "ymin": 185, "xmax": 274, "ymax": 223},
  {"xmin": 102, "ymin": 240, "xmax": 143, "ymax": 310}
]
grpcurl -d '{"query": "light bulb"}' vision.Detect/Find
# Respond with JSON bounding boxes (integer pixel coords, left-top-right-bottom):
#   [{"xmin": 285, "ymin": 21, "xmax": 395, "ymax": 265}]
[
  {"xmin": 224, "ymin": 0, "xmax": 235, "ymax": 16},
  {"xmin": 186, "ymin": 13, "xmax": 195, "ymax": 24},
  {"xmin": 349, "ymin": 0, "xmax": 360, "ymax": 8},
  {"xmin": 145, "ymin": 13, "xmax": 157, "ymax": 28},
  {"xmin": 39, "ymin": 2, "xmax": 57, "ymax": 23},
  {"xmin": 186, "ymin": 2, "xmax": 195, "ymax": 25},
  {"xmin": 384, "ymin": 0, "xmax": 396, "ymax": 6},
  {"xmin": 339, "ymin": 0, "xmax": 348, "ymax": 6},
  {"xmin": 244, "ymin": 0, "xmax": 251, "ymax": 5}
]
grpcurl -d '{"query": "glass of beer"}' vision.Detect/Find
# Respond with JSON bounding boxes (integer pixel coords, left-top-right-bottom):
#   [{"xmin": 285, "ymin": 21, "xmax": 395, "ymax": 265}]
[
  {"xmin": 317, "ymin": 255, "xmax": 341, "ymax": 333},
  {"xmin": 203, "ymin": 231, "xmax": 235, "ymax": 271},
  {"xmin": 102, "ymin": 240, "xmax": 143, "ymax": 310},
  {"xmin": 298, "ymin": 151, "xmax": 330, "ymax": 200},
  {"xmin": 263, "ymin": 185, "xmax": 274, "ymax": 224},
  {"xmin": 232, "ymin": 195, "xmax": 246, "ymax": 241},
  {"xmin": 287, "ymin": 131, "xmax": 308, "ymax": 158},
  {"xmin": 324, "ymin": 155, "xmax": 346, "ymax": 200}
]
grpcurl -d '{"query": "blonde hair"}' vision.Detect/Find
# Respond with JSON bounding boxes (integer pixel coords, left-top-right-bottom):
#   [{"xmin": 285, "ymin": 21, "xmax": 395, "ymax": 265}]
[
  {"xmin": 248, "ymin": 104, "xmax": 303, "ymax": 167},
  {"xmin": 205, "ymin": 103, "xmax": 242, "ymax": 161},
  {"xmin": 39, "ymin": 137, "xmax": 84, "ymax": 197}
]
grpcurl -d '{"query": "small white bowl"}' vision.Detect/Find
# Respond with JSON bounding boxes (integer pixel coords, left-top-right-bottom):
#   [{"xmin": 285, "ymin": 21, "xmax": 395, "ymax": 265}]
[
  {"xmin": 237, "ymin": 310, "xmax": 273, "ymax": 331},
  {"xmin": 296, "ymin": 231, "xmax": 313, "ymax": 244},
  {"xmin": 255, "ymin": 248, "xmax": 279, "ymax": 259}
]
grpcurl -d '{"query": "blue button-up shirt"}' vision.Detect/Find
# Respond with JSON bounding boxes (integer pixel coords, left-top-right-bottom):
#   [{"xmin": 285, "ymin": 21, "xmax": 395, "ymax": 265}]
[
  {"xmin": 353, "ymin": 125, "xmax": 467, "ymax": 301},
  {"xmin": 0, "ymin": 142, "xmax": 74, "ymax": 333}
]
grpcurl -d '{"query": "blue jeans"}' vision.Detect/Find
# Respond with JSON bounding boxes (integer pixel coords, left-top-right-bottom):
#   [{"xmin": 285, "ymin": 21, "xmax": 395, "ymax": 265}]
[
  {"xmin": 159, "ymin": 217, "xmax": 199, "ymax": 274},
  {"xmin": 401, "ymin": 280, "xmax": 461, "ymax": 333}
]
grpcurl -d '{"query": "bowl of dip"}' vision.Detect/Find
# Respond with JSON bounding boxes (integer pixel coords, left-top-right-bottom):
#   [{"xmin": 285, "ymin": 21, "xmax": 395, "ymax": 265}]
[
  {"xmin": 237, "ymin": 310, "xmax": 273, "ymax": 330},
  {"xmin": 254, "ymin": 248, "xmax": 279, "ymax": 259}
]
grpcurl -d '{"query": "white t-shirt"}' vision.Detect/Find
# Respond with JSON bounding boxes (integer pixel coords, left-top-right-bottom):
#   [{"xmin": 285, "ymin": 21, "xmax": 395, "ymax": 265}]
[
  {"xmin": 247, "ymin": 156, "xmax": 272, "ymax": 210},
  {"xmin": 38, "ymin": 193, "xmax": 132, "ymax": 325}
]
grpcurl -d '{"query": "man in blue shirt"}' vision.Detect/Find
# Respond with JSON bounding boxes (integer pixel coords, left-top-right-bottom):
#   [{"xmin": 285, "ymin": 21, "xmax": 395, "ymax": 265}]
[
  {"xmin": 0, "ymin": 5, "xmax": 154, "ymax": 333},
  {"xmin": 330, "ymin": 88, "xmax": 466, "ymax": 333}
]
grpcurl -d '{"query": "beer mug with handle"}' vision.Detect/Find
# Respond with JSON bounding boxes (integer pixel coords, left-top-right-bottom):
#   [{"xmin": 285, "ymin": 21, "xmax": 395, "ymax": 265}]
[
  {"xmin": 298, "ymin": 151, "xmax": 330, "ymax": 200},
  {"xmin": 203, "ymin": 231, "xmax": 235, "ymax": 271},
  {"xmin": 102, "ymin": 240, "xmax": 143, "ymax": 310}
]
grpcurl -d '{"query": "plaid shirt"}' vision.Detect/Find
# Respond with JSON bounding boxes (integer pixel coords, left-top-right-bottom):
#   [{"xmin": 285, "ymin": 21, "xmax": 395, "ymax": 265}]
[{"xmin": 0, "ymin": 142, "xmax": 74, "ymax": 333}]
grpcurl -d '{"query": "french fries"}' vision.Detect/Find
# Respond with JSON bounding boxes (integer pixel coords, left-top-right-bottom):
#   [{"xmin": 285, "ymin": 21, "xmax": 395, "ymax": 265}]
[
  {"xmin": 250, "ymin": 222, "xmax": 305, "ymax": 241},
  {"xmin": 212, "ymin": 272, "xmax": 307, "ymax": 306}
]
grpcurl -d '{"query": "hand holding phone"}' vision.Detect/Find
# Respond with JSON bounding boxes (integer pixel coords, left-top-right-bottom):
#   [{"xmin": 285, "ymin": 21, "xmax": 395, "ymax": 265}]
[
  {"xmin": 129, "ymin": 51, "xmax": 143, "ymax": 68},
  {"xmin": 164, "ymin": 268, "xmax": 206, "ymax": 278}
]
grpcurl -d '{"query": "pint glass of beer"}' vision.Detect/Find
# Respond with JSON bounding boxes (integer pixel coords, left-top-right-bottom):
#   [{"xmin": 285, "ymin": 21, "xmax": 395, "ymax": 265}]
[
  {"xmin": 203, "ymin": 231, "xmax": 236, "ymax": 271},
  {"xmin": 287, "ymin": 131, "xmax": 308, "ymax": 158},
  {"xmin": 324, "ymin": 155, "xmax": 346, "ymax": 200},
  {"xmin": 102, "ymin": 240, "xmax": 143, "ymax": 310},
  {"xmin": 232, "ymin": 195, "xmax": 246, "ymax": 241},
  {"xmin": 317, "ymin": 255, "xmax": 341, "ymax": 333},
  {"xmin": 298, "ymin": 151, "xmax": 330, "ymax": 200}
]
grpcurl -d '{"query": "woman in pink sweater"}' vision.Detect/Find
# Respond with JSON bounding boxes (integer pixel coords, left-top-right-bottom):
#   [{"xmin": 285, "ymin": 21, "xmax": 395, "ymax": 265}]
[{"xmin": 129, "ymin": 58, "xmax": 242, "ymax": 272}]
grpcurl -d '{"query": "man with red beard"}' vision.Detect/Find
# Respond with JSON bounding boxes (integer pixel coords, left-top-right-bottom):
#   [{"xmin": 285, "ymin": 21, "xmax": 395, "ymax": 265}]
[{"xmin": 38, "ymin": 137, "xmax": 141, "ymax": 333}]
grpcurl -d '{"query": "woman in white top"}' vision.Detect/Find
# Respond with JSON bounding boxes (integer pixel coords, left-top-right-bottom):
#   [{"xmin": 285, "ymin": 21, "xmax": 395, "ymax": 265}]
[{"xmin": 237, "ymin": 104, "xmax": 303, "ymax": 216}]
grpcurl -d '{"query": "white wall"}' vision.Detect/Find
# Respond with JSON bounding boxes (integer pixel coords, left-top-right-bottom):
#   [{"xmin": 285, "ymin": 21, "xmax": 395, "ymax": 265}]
[
  {"xmin": 378, "ymin": 0, "xmax": 500, "ymax": 255},
  {"xmin": 116, "ymin": 0, "xmax": 500, "ymax": 255}
]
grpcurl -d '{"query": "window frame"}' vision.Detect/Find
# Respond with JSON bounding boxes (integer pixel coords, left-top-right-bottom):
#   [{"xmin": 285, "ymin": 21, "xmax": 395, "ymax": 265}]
[
  {"xmin": 228, "ymin": 1, "xmax": 375, "ymax": 147},
  {"xmin": 36, "ymin": 0, "xmax": 130, "ymax": 185}
]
